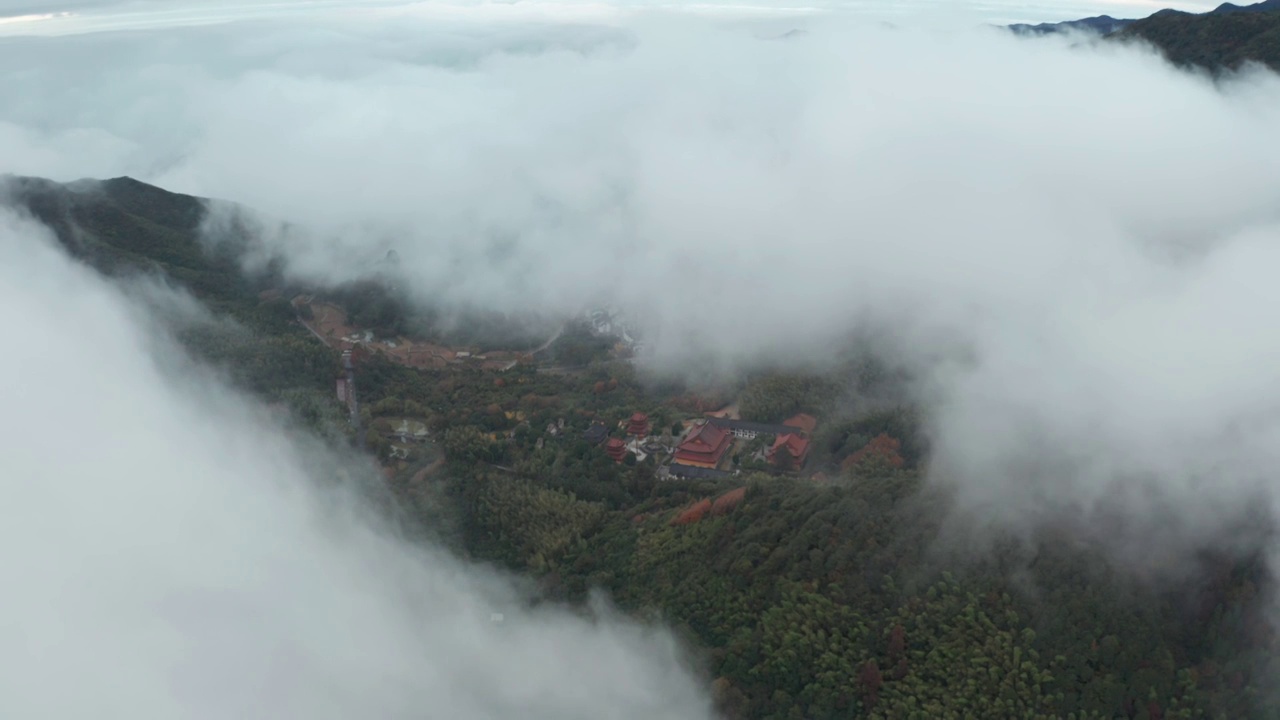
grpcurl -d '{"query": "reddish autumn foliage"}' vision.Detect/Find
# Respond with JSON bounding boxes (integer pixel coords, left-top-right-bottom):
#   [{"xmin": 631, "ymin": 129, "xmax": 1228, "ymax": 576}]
[
  {"xmin": 888, "ymin": 624, "xmax": 906, "ymax": 663},
  {"xmin": 671, "ymin": 498, "xmax": 713, "ymax": 526},
  {"xmin": 493, "ymin": 378, "xmax": 506, "ymax": 388},
  {"xmin": 710, "ymin": 487, "xmax": 747, "ymax": 516},
  {"xmin": 842, "ymin": 433, "xmax": 905, "ymax": 472},
  {"xmin": 519, "ymin": 394, "xmax": 561, "ymax": 409},
  {"xmin": 667, "ymin": 391, "xmax": 733, "ymax": 414},
  {"xmin": 593, "ymin": 381, "xmax": 606, "ymax": 394},
  {"xmin": 858, "ymin": 660, "xmax": 883, "ymax": 709}
]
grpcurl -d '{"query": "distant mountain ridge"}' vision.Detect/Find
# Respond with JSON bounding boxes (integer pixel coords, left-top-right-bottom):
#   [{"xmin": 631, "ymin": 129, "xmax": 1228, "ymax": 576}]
[
  {"xmin": 1114, "ymin": 4, "xmax": 1280, "ymax": 72},
  {"xmin": 1008, "ymin": 0, "xmax": 1280, "ymax": 36},
  {"xmin": 1006, "ymin": 0, "xmax": 1280, "ymax": 74},
  {"xmin": 1008, "ymin": 14, "xmax": 1134, "ymax": 36},
  {"xmin": 1215, "ymin": 0, "xmax": 1280, "ymax": 12}
]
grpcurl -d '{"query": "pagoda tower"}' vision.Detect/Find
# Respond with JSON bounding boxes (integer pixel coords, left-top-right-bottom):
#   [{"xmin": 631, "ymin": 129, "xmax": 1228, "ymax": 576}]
[
  {"xmin": 605, "ymin": 437, "xmax": 627, "ymax": 463},
  {"xmin": 626, "ymin": 412, "xmax": 650, "ymax": 437}
]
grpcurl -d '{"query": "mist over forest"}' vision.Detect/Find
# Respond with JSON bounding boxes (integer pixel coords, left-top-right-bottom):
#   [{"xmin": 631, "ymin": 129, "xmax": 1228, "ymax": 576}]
[{"xmin": 4, "ymin": 1, "xmax": 1280, "ymax": 718}]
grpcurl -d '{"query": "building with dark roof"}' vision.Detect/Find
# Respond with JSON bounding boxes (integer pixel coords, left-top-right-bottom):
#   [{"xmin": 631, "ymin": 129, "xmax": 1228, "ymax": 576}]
[
  {"xmin": 709, "ymin": 417, "xmax": 810, "ymax": 440},
  {"xmin": 783, "ymin": 413, "xmax": 818, "ymax": 435},
  {"xmin": 640, "ymin": 437, "xmax": 668, "ymax": 456},
  {"xmin": 583, "ymin": 422, "xmax": 608, "ymax": 445}
]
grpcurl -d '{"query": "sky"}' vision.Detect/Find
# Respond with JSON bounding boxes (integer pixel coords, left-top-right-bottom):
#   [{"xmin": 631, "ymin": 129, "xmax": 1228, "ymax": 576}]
[
  {"xmin": 5, "ymin": 0, "xmax": 1280, "ymax": 715},
  {"xmin": 0, "ymin": 0, "xmax": 1223, "ymax": 33}
]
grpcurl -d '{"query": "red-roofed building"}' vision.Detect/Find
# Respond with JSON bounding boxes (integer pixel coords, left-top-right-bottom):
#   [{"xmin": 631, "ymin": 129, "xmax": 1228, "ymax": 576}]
[
  {"xmin": 674, "ymin": 421, "xmax": 732, "ymax": 469},
  {"xmin": 783, "ymin": 413, "xmax": 818, "ymax": 435},
  {"xmin": 626, "ymin": 412, "xmax": 651, "ymax": 437},
  {"xmin": 605, "ymin": 437, "xmax": 627, "ymax": 463},
  {"xmin": 767, "ymin": 432, "xmax": 810, "ymax": 468}
]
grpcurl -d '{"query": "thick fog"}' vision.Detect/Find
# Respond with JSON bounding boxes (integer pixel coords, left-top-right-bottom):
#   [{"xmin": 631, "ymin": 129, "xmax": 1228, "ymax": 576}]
[
  {"xmin": 0, "ymin": 208, "xmax": 714, "ymax": 718},
  {"xmin": 6, "ymin": 0, "xmax": 1280, "ymax": 699},
  {"xmin": 0, "ymin": 0, "xmax": 1222, "ymax": 32}
]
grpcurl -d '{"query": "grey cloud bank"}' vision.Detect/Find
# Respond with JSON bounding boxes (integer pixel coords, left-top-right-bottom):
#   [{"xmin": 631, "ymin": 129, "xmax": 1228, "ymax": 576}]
[
  {"xmin": 0, "ymin": 208, "xmax": 714, "ymax": 718},
  {"xmin": 0, "ymin": 1, "xmax": 1226, "ymax": 30},
  {"xmin": 7, "ymin": 4, "xmax": 1280, "ymax": 520},
  {"xmin": 6, "ymin": 0, "xmax": 1280, "ymax": 683}
]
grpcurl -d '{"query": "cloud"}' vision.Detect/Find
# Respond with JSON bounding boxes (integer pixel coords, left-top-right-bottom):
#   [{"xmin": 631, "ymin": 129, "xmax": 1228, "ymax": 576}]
[
  {"xmin": 0, "ymin": 1, "xmax": 1230, "ymax": 31},
  {"xmin": 5, "ymin": 0, "xmax": 1280, "ymax": 598},
  {"xmin": 0, "ymin": 207, "xmax": 714, "ymax": 718}
]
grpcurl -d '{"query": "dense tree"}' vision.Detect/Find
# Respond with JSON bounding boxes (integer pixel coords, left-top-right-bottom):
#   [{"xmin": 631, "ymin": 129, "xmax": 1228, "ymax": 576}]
[
  {"xmin": 471, "ymin": 476, "xmax": 606, "ymax": 571},
  {"xmin": 738, "ymin": 373, "xmax": 839, "ymax": 423}
]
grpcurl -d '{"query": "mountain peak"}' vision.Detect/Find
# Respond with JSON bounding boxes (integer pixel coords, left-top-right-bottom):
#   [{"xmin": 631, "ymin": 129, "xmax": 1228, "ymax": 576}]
[
  {"xmin": 1214, "ymin": 0, "xmax": 1280, "ymax": 12},
  {"xmin": 1007, "ymin": 0, "xmax": 1280, "ymax": 38}
]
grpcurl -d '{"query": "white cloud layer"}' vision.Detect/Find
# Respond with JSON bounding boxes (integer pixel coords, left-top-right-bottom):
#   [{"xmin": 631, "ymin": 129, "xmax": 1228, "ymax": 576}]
[
  {"xmin": 6, "ymin": 0, "xmax": 1280, "ymax": 686},
  {"xmin": 0, "ymin": 207, "xmax": 713, "ymax": 718},
  {"xmin": 0, "ymin": 0, "xmax": 1227, "ymax": 32}
]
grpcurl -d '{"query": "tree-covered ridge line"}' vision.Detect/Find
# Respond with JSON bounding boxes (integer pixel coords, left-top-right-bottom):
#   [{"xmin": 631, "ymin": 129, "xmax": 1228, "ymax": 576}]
[
  {"xmin": 1111, "ymin": 7, "xmax": 1280, "ymax": 73},
  {"xmin": 0, "ymin": 175, "xmax": 343, "ymax": 415},
  {"xmin": 1006, "ymin": 0, "xmax": 1280, "ymax": 75}
]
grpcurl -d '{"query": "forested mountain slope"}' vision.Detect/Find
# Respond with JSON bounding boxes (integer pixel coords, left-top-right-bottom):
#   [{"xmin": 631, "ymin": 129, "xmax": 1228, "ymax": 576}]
[
  {"xmin": 1008, "ymin": 0, "xmax": 1280, "ymax": 76},
  {"xmin": 449, "ymin": 458, "xmax": 1274, "ymax": 719},
  {"xmin": 0, "ymin": 174, "xmax": 342, "ymax": 424},
  {"xmin": 1008, "ymin": 0, "xmax": 1280, "ymax": 39},
  {"xmin": 1112, "ymin": 8, "xmax": 1280, "ymax": 73},
  {"xmin": 1009, "ymin": 15, "xmax": 1134, "ymax": 36},
  {"xmin": 5, "ymin": 174, "xmax": 1278, "ymax": 719},
  {"xmin": 360, "ymin": 349, "xmax": 1279, "ymax": 719}
]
